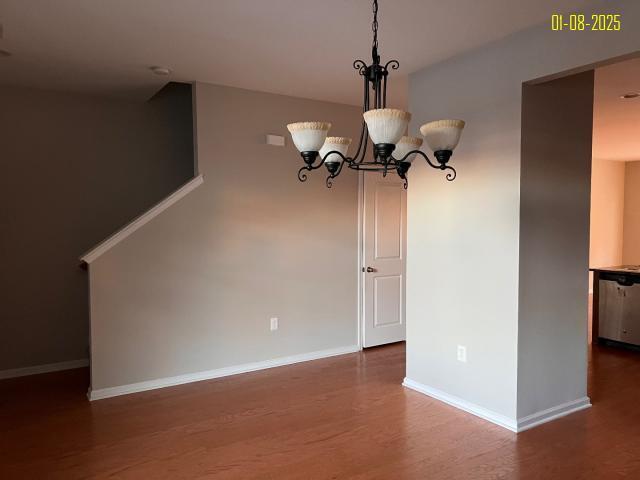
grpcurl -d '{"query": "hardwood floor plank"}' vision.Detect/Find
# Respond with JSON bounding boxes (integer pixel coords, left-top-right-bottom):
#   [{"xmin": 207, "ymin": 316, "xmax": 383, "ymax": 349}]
[{"xmin": 1, "ymin": 341, "xmax": 639, "ymax": 479}]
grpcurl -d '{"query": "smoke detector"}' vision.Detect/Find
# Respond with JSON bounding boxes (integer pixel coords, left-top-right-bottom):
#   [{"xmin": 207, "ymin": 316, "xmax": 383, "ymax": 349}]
[{"xmin": 150, "ymin": 66, "xmax": 171, "ymax": 76}]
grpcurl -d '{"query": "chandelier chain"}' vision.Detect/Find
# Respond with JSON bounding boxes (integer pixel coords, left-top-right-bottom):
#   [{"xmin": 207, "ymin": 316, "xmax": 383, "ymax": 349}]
[{"xmin": 372, "ymin": 0, "xmax": 379, "ymax": 62}]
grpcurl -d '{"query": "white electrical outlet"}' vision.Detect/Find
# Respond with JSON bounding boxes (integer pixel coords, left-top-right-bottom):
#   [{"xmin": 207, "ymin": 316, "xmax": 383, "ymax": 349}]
[
  {"xmin": 270, "ymin": 317, "xmax": 278, "ymax": 331},
  {"xmin": 457, "ymin": 345, "xmax": 467, "ymax": 363}
]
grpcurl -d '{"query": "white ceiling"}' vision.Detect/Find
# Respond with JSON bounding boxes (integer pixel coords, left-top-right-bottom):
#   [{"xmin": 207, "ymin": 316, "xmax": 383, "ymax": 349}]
[
  {"xmin": 0, "ymin": 0, "xmax": 595, "ymax": 105},
  {"xmin": 594, "ymin": 58, "xmax": 640, "ymax": 162}
]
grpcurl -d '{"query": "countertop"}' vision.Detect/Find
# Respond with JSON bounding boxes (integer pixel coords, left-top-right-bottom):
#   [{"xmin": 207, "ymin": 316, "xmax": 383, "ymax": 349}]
[{"xmin": 590, "ymin": 265, "xmax": 640, "ymax": 275}]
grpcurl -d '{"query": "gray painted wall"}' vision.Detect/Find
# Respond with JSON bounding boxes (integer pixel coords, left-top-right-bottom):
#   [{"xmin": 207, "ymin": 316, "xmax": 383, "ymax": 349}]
[
  {"xmin": 0, "ymin": 83, "xmax": 194, "ymax": 371},
  {"xmin": 89, "ymin": 83, "xmax": 362, "ymax": 390},
  {"xmin": 407, "ymin": 0, "xmax": 640, "ymax": 422},
  {"xmin": 518, "ymin": 72, "xmax": 594, "ymax": 418}
]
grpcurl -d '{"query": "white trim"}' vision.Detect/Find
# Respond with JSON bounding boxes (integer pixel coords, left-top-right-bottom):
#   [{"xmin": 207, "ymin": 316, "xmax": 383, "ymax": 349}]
[
  {"xmin": 517, "ymin": 396, "xmax": 591, "ymax": 432},
  {"xmin": 191, "ymin": 81, "xmax": 200, "ymax": 175},
  {"xmin": 0, "ymin": 359, "xmax": 89, "ymax": 380},
  {"xmin": 89, "ymin": 345, "xmax": 359, "ymax": 401},
  {"xmin": 80, "ymin": 174, "xmax": 204, "ymax": 264},
  {"xmin": 403, "ymin": 377, "xmax": 518, "ymax": 432},
  {"xmin": 403, "ymin": 377, "xmax": 592, "ymax": 433},
  {"xmin": 357, "ymin": 171, "xmax": 365, "ymax": 350}
]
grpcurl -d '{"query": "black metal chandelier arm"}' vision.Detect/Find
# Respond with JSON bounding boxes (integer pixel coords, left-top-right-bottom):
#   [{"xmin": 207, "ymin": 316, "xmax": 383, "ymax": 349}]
[
  {"xmin": 297, "ymin": 165, "xmax": 318, "ymax": 182},
  {"xmin": 297, "ymin": 166, "xmax": 309, "ymax": 182},
  {"xmin": 353, "ymin": 59, "xmax": 367, "ymax": 75},
  {"xmin": 382, "ymin": 155, "xmax": 391, "ymax": 177},
  {"xmin": 384, "ymin": 59, "xmax": 399, "ymax": 71},
  {"xmin": 358, "ymin": 130, "xmax": 369, "ymax": 164},
  {"xmin": 353, "ymin": 129, "xmax": 369, "ymax": 165},
  {"xmin": 325, "ymin": 174, "xmax": 335, "ymax": 189},
  {"xmin": 320, "ymin": 150, "xmax": 352, "ymax": 165},
  {"xmin": 297, "ymin": 153, "xmax": 326, "ymax": 182},
  {"xmin": 351, "ymin": 121, "xmax": 367, "ymax": 161},
  {"xmin": 349, "ymin": 72, "xmax": 369, "ymax": 164},
  {"xmin": 393, "ymin": 149, "xmax": 438, "ymax": 169},
  {"xmin": 392, "ymin": 150, "xmax": 458, "ymax": 182},
  {"xmin": 443, "ymin": 166, "xmax": 457, "ymax": 181}
]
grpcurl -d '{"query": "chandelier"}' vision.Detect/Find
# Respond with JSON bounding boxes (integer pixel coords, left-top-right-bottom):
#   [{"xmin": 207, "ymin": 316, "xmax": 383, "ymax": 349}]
[{"xmin": 286, "ymin": 0, "xmax": 465, "ymax": 189}]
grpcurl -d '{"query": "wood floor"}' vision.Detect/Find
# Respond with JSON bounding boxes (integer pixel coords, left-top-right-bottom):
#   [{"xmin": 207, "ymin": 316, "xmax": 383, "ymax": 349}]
[{"xmin": 1, "ymin": 343, "xmax": 640, "ymax": 479}]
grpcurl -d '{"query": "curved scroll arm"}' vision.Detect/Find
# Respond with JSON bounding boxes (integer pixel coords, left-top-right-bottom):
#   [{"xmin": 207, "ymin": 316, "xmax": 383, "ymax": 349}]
[
  {"xmin": 392, "ymin": 150, "xmax": 457, "ymax": 182},
  {"xmin": 353, "ymin": 59, "xmax": 367, "ymax": 75},
  {"xmin": 297, "ymin": 154, "xmax": 324, "ymax": 182},
  {"xmin": 382, "ymin": 156, "xmax": 391, "ymax": 177},
  {"xmin": 384, "ymin": 59, "xmax": 400, "ymax": 71},
  {"xmin": 297, "ymin": 160, "xmax": 323, "ymax": 182},
  {"xmin": 326, "ymin": 175, "xmax": 334, "ymax": 188},
  {"xmin": 443, "ymin": 167, "xmax": 456, "ymax": 181},
  {"xmin": 297, "ymin": 166, "xmax": 309, "ymax": 182}
]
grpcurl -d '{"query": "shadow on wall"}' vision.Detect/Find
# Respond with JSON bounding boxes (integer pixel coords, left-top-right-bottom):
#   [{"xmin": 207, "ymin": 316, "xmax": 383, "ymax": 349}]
[{"xmin": 0, "ymin": 82, "xmax": 195, "ymax": 372}]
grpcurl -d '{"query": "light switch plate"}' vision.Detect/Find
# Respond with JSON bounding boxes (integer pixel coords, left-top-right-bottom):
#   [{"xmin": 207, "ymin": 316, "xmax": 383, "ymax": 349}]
[{"xmin": 266, "ymin": 134, "xmax": 285, "ymax": 146}]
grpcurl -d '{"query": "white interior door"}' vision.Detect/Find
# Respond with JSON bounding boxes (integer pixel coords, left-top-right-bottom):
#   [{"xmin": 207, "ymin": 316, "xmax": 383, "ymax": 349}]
[{"xmin": 362, "ymin": 173, "xmax": 407, "ymax": 348}]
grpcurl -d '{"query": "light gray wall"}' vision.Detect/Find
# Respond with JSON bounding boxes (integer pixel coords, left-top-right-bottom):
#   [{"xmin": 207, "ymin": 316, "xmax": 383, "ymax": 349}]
[
  {"xmin": 407, "ymin": 0, "xmax": 640, "ymax": 422},
  {"xmin": 89, "ymin": 83, "xmax": 362, "ymax": 390},
  {"xmin": 518, "ymin": 72, "xmax": 594, "ymax": 418},
  {"xmin": 0, "ymin": 83, "xmax": 194, "ymax": 371}
]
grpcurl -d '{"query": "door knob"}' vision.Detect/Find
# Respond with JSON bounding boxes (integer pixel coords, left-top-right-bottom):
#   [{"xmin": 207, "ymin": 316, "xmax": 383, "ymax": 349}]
[{"xmin": 366, "ymin": 267, "xmax": 376, "ymax": 273}]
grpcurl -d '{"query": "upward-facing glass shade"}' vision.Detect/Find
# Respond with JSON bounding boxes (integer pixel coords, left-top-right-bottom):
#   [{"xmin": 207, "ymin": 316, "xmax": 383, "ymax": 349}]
[
  {"xmin": 363, "ymin": 108, "xmax": 411, "ymax": 145},
  {"xmin": 320, "ymin": 137, "xmax": 352, "ymax": 164},
  {"xmin": 287, "ymin": 122, "xmax": 331, "ymax": 152},
  {"xmin": 393, "ymin": 136, "xmax": 423, "ymax": 162},
  {"xmin": 419, "ymin": 120, "xmax": 465, "ymax": 152}
]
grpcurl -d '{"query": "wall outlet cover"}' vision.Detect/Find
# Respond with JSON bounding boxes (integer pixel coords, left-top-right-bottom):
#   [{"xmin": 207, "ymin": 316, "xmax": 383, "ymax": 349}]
[{"xmin": 457, "ymin": 345, "xmax": 467, "ymax": 363}]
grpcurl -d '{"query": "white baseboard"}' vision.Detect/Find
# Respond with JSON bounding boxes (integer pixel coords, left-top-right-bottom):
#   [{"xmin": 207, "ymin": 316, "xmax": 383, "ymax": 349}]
[
  {"xmin": 403, "ymin": 377, "xmax": 591, "ymax": 433},
  {"xmin": 402, "ymin": 377, "xmax": 518, "ymax": 432},
  {"xmin": 517, "ymin": 396, "xmax": 591, "ymax": 432},
  {"xmin": 89, "ymin": 344, "xmax": 360, "ymax": 401},
  {"xmin": 0, "ymin": 358, "xmax": 89, "ymax": 380}
]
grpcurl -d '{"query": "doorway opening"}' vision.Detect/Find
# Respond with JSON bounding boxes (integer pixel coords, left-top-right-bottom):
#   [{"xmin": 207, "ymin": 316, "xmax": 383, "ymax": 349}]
[
  {"xmin": 589, "ymin": 57, "xmax": 640, "ymax": 349},
  {"xmin": 519, "ymin": 53, "xmax": 640, "ymax": 416}
]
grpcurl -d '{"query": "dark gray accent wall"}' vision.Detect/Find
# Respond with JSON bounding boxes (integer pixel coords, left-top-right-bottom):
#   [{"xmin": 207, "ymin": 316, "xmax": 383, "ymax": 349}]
[{"xmin": 0, "ymin": 82, "xmax": 194, "ymax": 371}]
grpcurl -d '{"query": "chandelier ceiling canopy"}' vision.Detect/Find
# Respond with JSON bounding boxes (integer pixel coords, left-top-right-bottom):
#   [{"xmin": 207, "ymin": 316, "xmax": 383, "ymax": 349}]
[{"xmin": 286, "ymin": 0, "xmax": 465, "ymax": 189}]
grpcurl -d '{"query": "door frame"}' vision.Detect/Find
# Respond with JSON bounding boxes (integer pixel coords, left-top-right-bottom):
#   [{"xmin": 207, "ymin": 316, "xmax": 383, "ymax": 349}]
[
  {"xmin": 357, "ymin": 171, "xmax": 407, "ymax": 349},
  {"xmin": 357, "ymin": 171, "xmax": 365, "ymax": 350}
]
